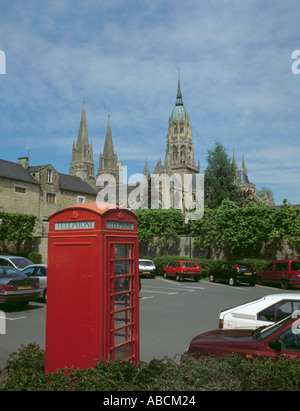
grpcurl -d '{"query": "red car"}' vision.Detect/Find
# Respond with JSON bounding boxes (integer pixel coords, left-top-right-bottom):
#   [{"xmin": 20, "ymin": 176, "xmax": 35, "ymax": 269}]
[
  {"xmin": 185, "ymin": 310, "xmax": 300, "ymax": 361},
  {"xmin": 257, "ymin": 259, "xmax": 300, "ymax": 290},
  {"xmin": 163, "ymin": 261, "xmax": 201, "ymax": 282}
]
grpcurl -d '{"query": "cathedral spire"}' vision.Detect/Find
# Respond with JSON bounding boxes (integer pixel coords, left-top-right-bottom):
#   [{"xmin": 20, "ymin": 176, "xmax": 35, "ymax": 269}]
[
  {"xmin": 76, "ymin": 100, "xmax": 89, "ymax": 148},
  {"xmin": 175, "ymin": 77, "xmax": 183, "ymax": 106},
  {"xmin": 69, "ymin": 100, "xmax": 95, "ymax": 188},
  {"xmin": 103, "ymin": 114, "xmax": 115, "ymax": 159}
]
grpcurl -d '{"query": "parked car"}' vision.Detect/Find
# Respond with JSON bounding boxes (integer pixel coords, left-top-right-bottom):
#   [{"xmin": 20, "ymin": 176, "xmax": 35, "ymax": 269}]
[
  {"xmin": 139, "ymin": 259, "xmax": 156, "ymax": 278},
  {"xmin": 209, "ymin": 262, "xmax": 257, "ymax": 286},
  {"xmin": 257, "ymin": 260, "xmax": 300, "ymax": 290},
  {"xmin": 22, "ymin": 264, "xmax": 47, "ymax": 302},
  {"xmin": 0, "ymin": 255, "xmax": 33, "ymax": 270},
  {"xmin": 0, "ymin": 265, "xmax": 40, "ymax": 307},
  {"xmin": 163, "ymin": 261, "xmax": 201, "ymax": 282},
  {"xmin": 219, "ymin": 293, "xmax": 300, "ymax": 329},
  {"xmin": 185, "ymin": 310, "xmax": 300, "ymax": 361}
]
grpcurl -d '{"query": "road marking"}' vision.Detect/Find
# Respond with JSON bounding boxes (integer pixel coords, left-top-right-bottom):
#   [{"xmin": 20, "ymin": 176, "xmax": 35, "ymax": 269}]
[
  {"xmin": 141, "ymin": 290, "xmax": 178, "ymax": 295},
  {"xmin": 5, "ymin": 317, "xmax": 26, "ymax": 321}
]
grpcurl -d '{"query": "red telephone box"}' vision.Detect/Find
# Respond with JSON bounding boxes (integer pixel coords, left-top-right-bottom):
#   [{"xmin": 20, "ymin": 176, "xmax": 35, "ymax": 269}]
[{"xmin": 45, "ymin": 202, "xmax": 139, "ymax": 373}]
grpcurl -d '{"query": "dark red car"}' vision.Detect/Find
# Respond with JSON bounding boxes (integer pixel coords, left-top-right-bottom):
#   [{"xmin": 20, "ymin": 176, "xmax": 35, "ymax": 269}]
[
  {"xmin": 163, "ymin": 261, "xmax": 201, "ymax": 282},
  {"xmin": 185, "ymin": 310, "xmax": 300, "ymax": 361}
]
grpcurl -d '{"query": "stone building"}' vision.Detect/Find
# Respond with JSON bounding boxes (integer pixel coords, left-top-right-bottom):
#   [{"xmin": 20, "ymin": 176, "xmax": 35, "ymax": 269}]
[{"xmin": 0, "ymin": 156, "xmax": 97, "ymax": 236}]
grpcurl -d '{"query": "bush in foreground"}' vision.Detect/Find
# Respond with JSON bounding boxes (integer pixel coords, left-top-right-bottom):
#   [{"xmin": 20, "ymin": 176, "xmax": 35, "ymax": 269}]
[{"xmin": 1, "ymin": 343, "xmax": 300, "ymax": 391}]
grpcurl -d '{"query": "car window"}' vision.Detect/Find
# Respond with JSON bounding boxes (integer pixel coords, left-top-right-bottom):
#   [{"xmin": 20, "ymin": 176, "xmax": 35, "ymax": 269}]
[
  {"xmin": 0, "ymin": 258, "xmax": 12, "ymax": 267},
  {"xmin": 274, "ymin": 262, "xmax": 288, "ymax": 271},
  {"xmin": 174, "ymin": 262, "xmax": 180, "ymax": 268},
  {"xmin": 0, "ymin": 267, "xmax": 26, "ymax": 278},
  {"xmin": 265, "ymin": 263, "xmax": 274, "ymax": 271},
  {"xmin": 279, "ymin": 322, "xmax": 300, "ymax": 351},
  {"xmin": 291, "ymin": 261, "xmax": 300, "ymax": 271},
  {"xmin": 258, "ymin": 300, "xmax": 300, "ymax": 323},
  {"xmin": 23, "ymin": 267, "xmax": 36, "ymax": 275},
  {"xmin": 182, "ymin": 262, "xmax": 198, "ymax": 268},
  {"xmin": 10, "ymin": 258, "xmax": 31, "ymax": 269},
  {"xmin": 36, "ymin": 267, "xmax": 47, "ymax": 276}
]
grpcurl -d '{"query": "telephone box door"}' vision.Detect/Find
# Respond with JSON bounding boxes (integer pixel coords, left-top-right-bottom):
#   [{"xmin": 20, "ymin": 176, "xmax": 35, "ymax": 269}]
[{"xmin": 106, "ymin": 238, "xmax": 139, "ymax": 363}]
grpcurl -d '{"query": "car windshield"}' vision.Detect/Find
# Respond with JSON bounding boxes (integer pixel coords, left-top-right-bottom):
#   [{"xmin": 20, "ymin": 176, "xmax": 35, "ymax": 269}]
[
  {"xmin": 0, "ymin": 267, "xmax": 27, "ymax": 278},
  {"xmin": 10, "ymin": 258, "xmax": 32, "ymax": 269},
  {"xmin": 181, "ymin": 262, "xmax": 198, "ymax": 268},
  {"xmin": 252, "ymin": 315, "xmax": 293, "ymax": 341},
  {"xmin": 139, "ymin": 261, "xmax": 154, "ymax": 267}
]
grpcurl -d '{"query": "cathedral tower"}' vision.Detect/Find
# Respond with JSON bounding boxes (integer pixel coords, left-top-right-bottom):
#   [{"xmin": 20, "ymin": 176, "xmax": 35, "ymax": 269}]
[
  {"xmin": 163, "ymin": 78, "xmax": 200, "ymax": 176},
  {"xmin": 69, "ymin": 101, "xmax": 96, "ymax": 188}
]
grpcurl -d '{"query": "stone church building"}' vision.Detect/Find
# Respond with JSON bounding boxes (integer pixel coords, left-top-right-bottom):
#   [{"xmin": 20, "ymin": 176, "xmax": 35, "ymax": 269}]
[{"xmin": 0, "ymin": 77, "xmax": 256, "ymax": 258}]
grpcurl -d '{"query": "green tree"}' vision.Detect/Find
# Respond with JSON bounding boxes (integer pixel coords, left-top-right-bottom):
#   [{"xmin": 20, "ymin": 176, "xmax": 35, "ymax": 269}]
[
  {"xmin": 190, "ymin": 200, "xmax": 276, "ymax": 258},
  {"xmin": 204, "ymin": 142, "xmax": 241, "ymax": 208},
  {"xmin": 0, "ymin": 213, "xmax": 37, "ymax": 253},
  {"xmin": 134, "ymin": 208, "xmax": 186, "ymax": 254}
]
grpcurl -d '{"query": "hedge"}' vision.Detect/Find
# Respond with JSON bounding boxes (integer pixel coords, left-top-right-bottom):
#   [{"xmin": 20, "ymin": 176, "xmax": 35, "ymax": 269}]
[{"xmin": 1, "ymin": 343, "xmax": 300, "ymax": 391}]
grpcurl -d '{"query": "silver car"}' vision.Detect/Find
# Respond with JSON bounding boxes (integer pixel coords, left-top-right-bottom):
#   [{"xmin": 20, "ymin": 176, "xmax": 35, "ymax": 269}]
[
  {"xmin": 0, "ymin": 255, "xmax": 33, "ymax": 270},
  {"xmin": 22, "ymin": 264, "xmax": 47, "ymax": 302}
]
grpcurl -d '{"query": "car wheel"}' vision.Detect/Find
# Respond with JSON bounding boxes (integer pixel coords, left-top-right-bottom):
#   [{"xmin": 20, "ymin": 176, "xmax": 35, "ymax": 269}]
[
  {"xmin": 209, "ymin": 274, "xmax": 215, "ymax": 282},
  {"xmin": 256, "ymin": 277, "xmax": 263, "ymax": 285},
  {"xmin": 163, "ymin": 272, "xmax": 167, "ymax": 279},
  {"xmin": 175, "ymin": 274, "xmax": 182, "ymax": 282},
  {"xmin": 229, "ymin": 277, "xmax": 236, "ymax": 286},
  {"xmin": 281, "ymin": 279, "xmax": 289, "ymax": 290},
  {"xmin": 194, "ymin": 276, "xmax": 199, "ymax": 282},
  {"xmin": 43, "ymin": 288, "xmax": 47, "ymax": 303}
]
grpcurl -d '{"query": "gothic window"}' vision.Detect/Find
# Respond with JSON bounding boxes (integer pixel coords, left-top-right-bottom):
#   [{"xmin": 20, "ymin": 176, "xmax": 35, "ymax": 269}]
[
  {"xmin": 180, "ymin": 145, "xmax": 186, "ymax": 163},
  {"xmin": 174, "ymin": 125, "xmax": 178, "ymax": 135},
  {"xmin": 180, "ymin": 125, "xmax": 184, "ymax": 135},
  {"xmin": 173, "ymin": 146, "xmax": 178, "ymax": 160}
]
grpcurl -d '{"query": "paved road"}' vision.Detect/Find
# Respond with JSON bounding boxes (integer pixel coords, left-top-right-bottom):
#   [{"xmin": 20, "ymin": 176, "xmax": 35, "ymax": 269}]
[{"xmin": 1, "ymin": 277, "xmax": 299, "ymax": 369}]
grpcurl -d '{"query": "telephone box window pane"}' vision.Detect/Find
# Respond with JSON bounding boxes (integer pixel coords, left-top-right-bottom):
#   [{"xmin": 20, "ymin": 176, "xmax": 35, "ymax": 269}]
[
  {"xmin": 113, "ymin": 344, "xmax": 131, "ymax": 361},
  {"xmin": 114, "ymin": 276, "xmax": 131, "ymax": 293},
  {"xmin": 114, "ymin": 325, "xmax": 131, "ymax": 346},
  {"xmin": 114, "ymin": 309, "xmax": 131, "ymax": 329},
  {"xmin": 114, "ymin": 260, "xmax": 130, "ymax": 275},
  {"xmin": 114, "ymin": 293, "xmax": 131, "ymax": 310},
  {"xmin": 114, "ymin": 244, "xmax": 130, "ymax": 259}
]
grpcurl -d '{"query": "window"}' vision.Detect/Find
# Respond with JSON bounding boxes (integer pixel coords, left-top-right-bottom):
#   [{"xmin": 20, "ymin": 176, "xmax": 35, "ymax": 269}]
[
  {"xmin": 274, "ymin": 262, "xmax": 288, "ymax": 271},
  {"xmin": 47, "ymin": 169, "xmax": 53, "ymax": 183},
  {"xmin": 291, "ymin": 261, "xmax": 300, "ymax": 271},
  {"xmin": 258, "ymin": 300, "xmax": 300, "ymax": 323},
  {"xmin": 46, "ymin": 193, "xmax": 56, "ymax": 204},
  {"xmin": 279, "ymin": 323, "xmax": 300, "ymax": 351},
  {"xmin": 14, "ymin": 185, "xmax": 26, "ymax": 194},
  {"xmin": 77, "ymin": 196, "xmax": 85, "ymax": 204}
]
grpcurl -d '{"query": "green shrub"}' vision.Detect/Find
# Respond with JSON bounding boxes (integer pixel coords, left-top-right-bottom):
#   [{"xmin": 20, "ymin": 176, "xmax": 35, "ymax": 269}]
[
  {"xmin": 1, "ymin": 344, "xmax": 300, "ymax": 391},
  {"xmin": 27, "ymin": 252, "xmax": 42, "ymax": 264}
]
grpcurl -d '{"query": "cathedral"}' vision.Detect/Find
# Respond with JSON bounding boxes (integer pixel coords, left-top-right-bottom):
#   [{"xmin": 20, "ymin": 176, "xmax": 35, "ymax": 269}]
[{"xmin": 69, "ymin": 78, "xmax": 256, "ymax": 207}]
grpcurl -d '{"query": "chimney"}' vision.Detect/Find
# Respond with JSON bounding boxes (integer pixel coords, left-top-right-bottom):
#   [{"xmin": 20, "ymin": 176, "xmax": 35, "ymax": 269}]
[{"xmin": 18, "ymin": 157, "xmax": 29, "ymax": 169}]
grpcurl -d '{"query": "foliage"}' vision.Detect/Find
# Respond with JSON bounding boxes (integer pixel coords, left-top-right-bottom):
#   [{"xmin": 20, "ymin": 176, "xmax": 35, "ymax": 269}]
[
  {"xmin": 0, "ymin": 212, "xmax": 37, "ymax": 253},
  {"xmin": 134, "ymin": 208, "xmax": 186, "ymax": 253},
  {"xmin": 190, "ymin": 199, "xmax": 300, "ymax": 258},
  {"xmin": 204, "ymin": 142, "xmax": 241, "ymax": 208},
  {"xmin": 1, "ymin": 344, "xmax": 300, "ymax": 391},
  {"xmin": 27, "ymin": 252, "xmax": 42, "ymax": 264}
]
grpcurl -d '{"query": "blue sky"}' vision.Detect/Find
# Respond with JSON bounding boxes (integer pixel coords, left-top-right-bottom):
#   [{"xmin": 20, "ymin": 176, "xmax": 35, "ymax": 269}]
[{"xmin": 1, "ymin": 0, "xmax": 300, "ymax": 205}]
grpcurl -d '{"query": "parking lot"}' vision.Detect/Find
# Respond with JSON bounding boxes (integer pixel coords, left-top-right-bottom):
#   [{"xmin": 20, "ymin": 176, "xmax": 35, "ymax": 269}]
[{"xmin": 1, "ymin": 277, "xmax": 299, "ymax": 369}]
